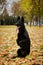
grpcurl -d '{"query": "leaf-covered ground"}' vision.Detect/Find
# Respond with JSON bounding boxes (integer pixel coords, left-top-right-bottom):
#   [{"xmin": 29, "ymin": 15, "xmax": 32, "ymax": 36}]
[{"xmin": 0, "ymin": 26, "xmax": 43, "ymax": 65}]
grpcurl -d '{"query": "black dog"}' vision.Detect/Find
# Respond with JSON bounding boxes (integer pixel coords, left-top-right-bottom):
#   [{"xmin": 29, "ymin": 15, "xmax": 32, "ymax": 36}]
[{"xmin": 15, "ymin": 16, "xmax": 30, "ymax": 57}]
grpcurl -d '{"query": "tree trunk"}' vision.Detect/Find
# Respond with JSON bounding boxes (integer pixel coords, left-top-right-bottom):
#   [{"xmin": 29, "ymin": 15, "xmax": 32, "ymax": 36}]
[{"xmin": 38, "ymin": 0, "xmax": 40, "ymax": 26}]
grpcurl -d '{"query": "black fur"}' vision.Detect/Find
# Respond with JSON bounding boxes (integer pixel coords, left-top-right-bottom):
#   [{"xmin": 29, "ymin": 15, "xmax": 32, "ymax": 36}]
[{"xmin": 16, "ymin": 16, "xmax": 30, "ymax": 57}]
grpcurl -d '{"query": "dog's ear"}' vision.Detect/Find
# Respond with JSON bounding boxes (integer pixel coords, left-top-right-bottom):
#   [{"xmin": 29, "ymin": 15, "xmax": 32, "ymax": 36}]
[
  {"xmin": 15, "ymin": 16, "xmax": 20, "ymax": 26},
  {"xmin": 21, "ymin": 16, "xmax": 24, "ymax": 24},
  {"xmin": 17, "ymin": 16, "xmax": 20, "ymax": 21}
]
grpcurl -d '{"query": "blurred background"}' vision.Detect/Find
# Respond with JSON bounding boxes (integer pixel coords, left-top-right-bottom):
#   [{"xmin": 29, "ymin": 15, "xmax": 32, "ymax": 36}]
[{"xmin": 0, "ymin": 0, "xmax": 43, "ymax": 26}]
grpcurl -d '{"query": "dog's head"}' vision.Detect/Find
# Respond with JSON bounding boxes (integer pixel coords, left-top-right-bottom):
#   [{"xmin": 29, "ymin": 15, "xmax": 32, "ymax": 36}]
[{"xmin": 15, "ymin": 16, "xmax": 24, "ymax": 27}]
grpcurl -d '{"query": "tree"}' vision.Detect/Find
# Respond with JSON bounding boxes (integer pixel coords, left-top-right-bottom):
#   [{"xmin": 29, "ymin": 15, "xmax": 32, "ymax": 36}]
[
  {"xmin": 20, "ymin": 0, "xmax": 33, "ymax": 22},
  {"xmin": 12, "ymin": 2, "xmax": 21, "ymax": 16},
  {"xmin": 0, "ymin": 0, "xmax": 6, "ymax": 4},
  {"xmin": 0, "ymin": 0, "xmax": 6, "ymax": 14}
]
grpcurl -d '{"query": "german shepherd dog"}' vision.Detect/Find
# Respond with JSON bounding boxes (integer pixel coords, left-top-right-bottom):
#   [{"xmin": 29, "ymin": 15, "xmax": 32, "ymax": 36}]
[{"xmin": 15, "ymin": 16, "xmax": 30, "ymax": 57}]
